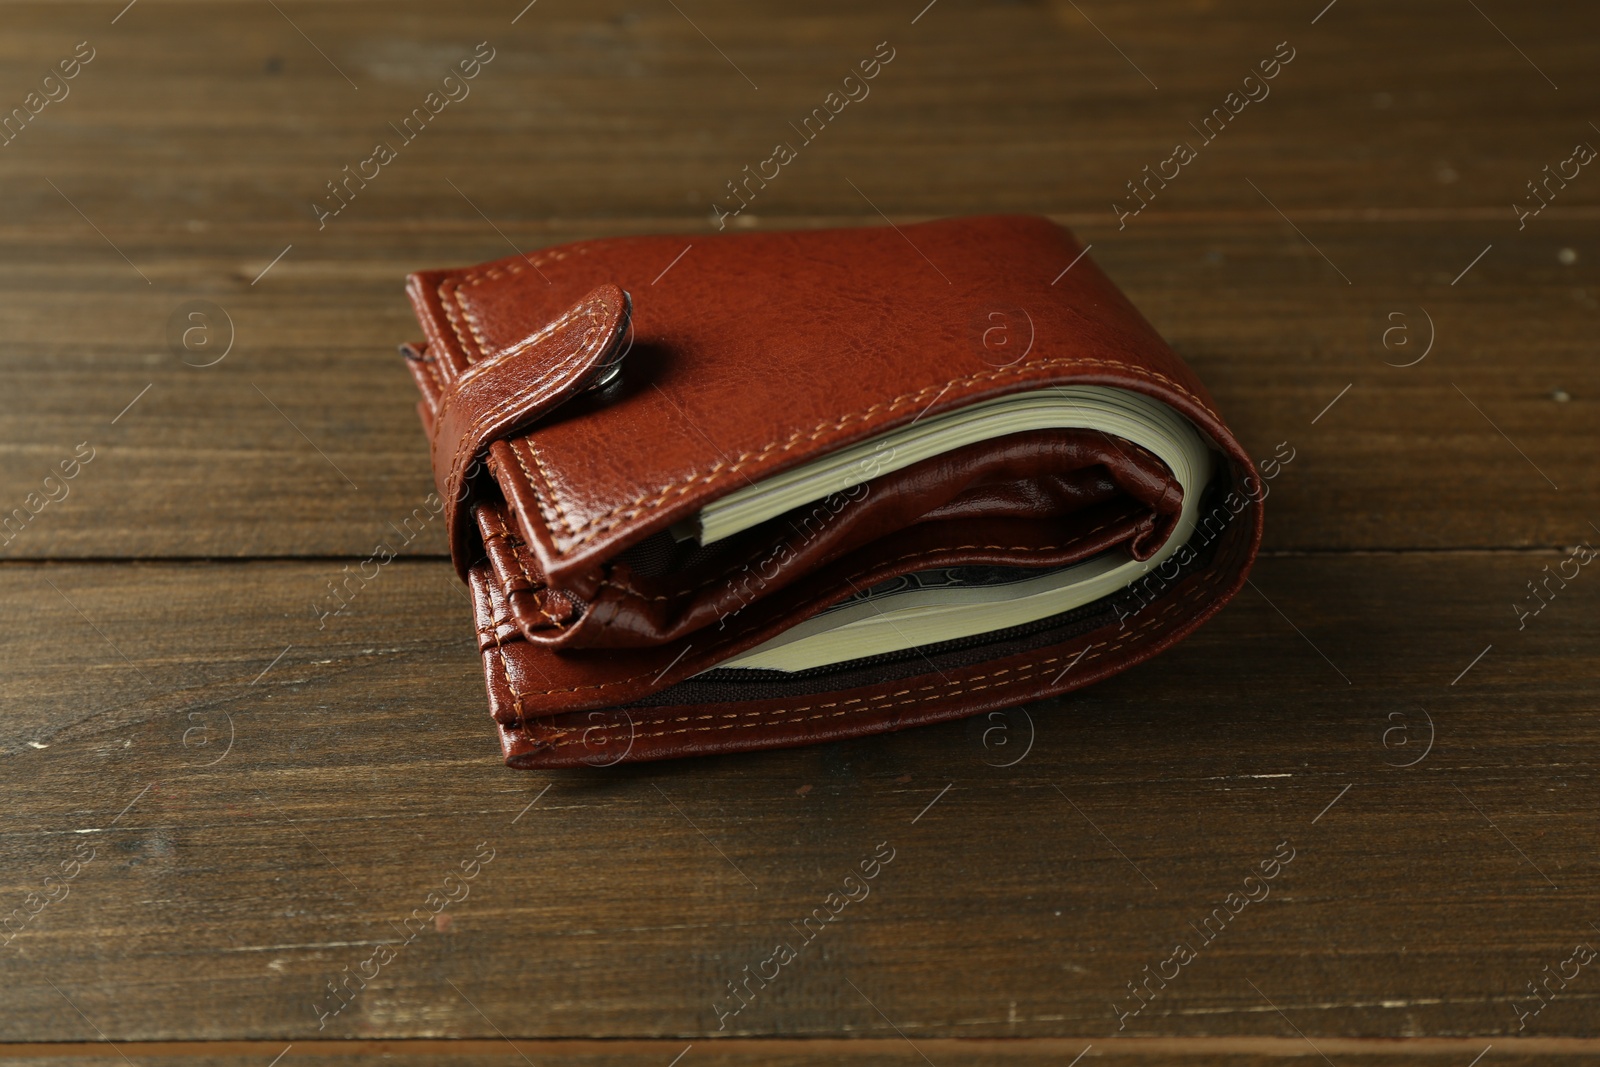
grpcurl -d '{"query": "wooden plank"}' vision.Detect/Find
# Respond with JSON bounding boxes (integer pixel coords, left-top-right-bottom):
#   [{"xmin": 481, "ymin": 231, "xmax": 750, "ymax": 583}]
[
  {"xmin": 0, "ymin": 0, "xmax": 1595, "ymax": 224},
  {"xmin": 2, "ymin": 0, "xmax": 1597, "ymax": 1052},
  {"xmin": 0, "ymin": 0, "xmax": 1594, "ymax": 558},
  {"xmin": 1, "ymin": 552, "xmax": 1596, "ymax": 1039},
  {"xmin": 0, "ymin": 1036, "xmax": 1597, "ymax": 1066},
  {"xmin": 0, "ymin": 219, "xmax": 1595, "ymax": 558}
]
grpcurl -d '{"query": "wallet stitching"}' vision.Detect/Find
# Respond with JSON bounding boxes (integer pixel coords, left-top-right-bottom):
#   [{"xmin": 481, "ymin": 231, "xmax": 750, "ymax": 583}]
[
  {"xmin": 433, "ymin": 274, "xmax": 1221, "ymax": 561},
  {"xmin": 502, "ymin": 542, "xmax": 538, "ymax": 594},
  {"xmin": 482, "ymin": 504, "xmax": 571, "ymax": 631},
  {"xmin": 494, "ymin": 489, "xmax": 1236, "ymax": 706},
  {"xmin": 494, "ymin": 535, "xmax": 1197, "ymax": 704},
  {"xmin": 511, "ymin": 594, "xmax": 570, "ymax": 632},
  {"xmin": 486, "ymin": 596, "xmax": 531, "ymax": 725},
  {"xmin": 481, "ymin": 504, "xmax": 523, "ymax": 567},
  {"xmin": 440, "ymin": 298, "xmax": 609, "ymax": 539},
  {"xmin": 597, "ymin": 511, "xmax": 1136, "ymax": 605},
  {"xmin": 439, "ymin": 249, "xmax": 575, "ymax": 366},
  {"xmin": 416, "ymin": 294, "xmax": 452, "ymax": 393},
  {"xmin": 530, "ymin": 358, "xmax": 1222, "ymax": 554},
  {"xmin": 514, "ymin": 438, "xmax": 577, "ymax": 538},
  {"xmin": 443, "ymin": 277, "xmax": 514, "ymax": 362},
  {"xmin": 442, "ymin": 343, "xmax": 583, "ymax": 506},
  {"xmin": 507, "ymin": 546, "xmax": 1230, "ymax": 747},
  {"xmin": 446, "ymin": 295, "xmax": 602, "ymax": 435},
  {"xmin": 481, "ymin": 504, "xmax": 509, "ymax": 539},
  {"xmin": 530, "ymin": 570, "xmax": 1220, "ymax": 749},
  {"xmin": 508, "ymin": 563, "xmax": 570, "ymax": 631},
  {"xmin": 419, "ymin": 335, "xmax": 445, "ymax": 393},
  {"xmin": 458, "ymin": 298, "xmax": 494, "ymax": 359},
  {"xmin": 438, "ymin": 280, "xmax": 478, "ymax": 373}
]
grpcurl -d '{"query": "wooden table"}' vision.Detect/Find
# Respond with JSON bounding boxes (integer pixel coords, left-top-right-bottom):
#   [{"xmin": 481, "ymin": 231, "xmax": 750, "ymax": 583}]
[{"xmin": 3, "ymin": 0, "xmax": 1598, "ymax": 1062}]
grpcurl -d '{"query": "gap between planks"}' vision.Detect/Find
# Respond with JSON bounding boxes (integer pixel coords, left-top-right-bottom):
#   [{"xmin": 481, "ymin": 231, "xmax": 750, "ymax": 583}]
[
  {"xmin": 3, "ymin": 208, "xmax": 1599, "ymax": 240},
  {"xmin": 0, "ymin": 1036, "xmax": 1581, "ymax": 1059}
]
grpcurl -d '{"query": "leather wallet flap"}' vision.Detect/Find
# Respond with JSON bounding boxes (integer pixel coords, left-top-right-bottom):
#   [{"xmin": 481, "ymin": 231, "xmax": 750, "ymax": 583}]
[
  {"xmin": 418, "ymin": 283, "xmax": 630, "ymax": 576},
  {"xmin": 399, "ymin": 215, "xmax": 1268, "ymax": 768},
  {"xmin": 407, "ymin": 216, "xmax": 1239, "ymax": 589}
]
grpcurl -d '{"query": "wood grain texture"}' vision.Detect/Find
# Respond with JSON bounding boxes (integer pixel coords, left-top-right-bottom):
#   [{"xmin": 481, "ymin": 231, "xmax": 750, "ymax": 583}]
[
  {"xmin": 0, "ymin": 219, "xmax": 1594, "ymax": 557},
  {"xmin": 2, "ymin": 1038, "xmax": 1600, "ymax": 1066},
  {"xmin": 0, "ymin": 0, "xmax": 1597, "ymax": 1056},
  {"xmin": 1, "ymin": 554, "xmax": 1597, "ymax": 1041},
  {"xmin": 0, "ymin": 0, "xmax": 1596, "ymax": 557},
  {"xmin": 0, "ymin": 1039, "xmax": 1599, "ymax": 1066}
]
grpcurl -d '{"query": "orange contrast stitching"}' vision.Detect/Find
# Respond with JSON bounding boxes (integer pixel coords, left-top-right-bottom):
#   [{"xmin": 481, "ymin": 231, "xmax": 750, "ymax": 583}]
[
  {"xmin": 542, "ymin": 358, "xmax": 1219, "ymax": 554},
  {"xmin": 598, "ymin": 511, "xmax": 1137, "ymax": 605},
  {"xmin": 535, "ymin": 569, "xmax": 1220, "ymax": 749}
]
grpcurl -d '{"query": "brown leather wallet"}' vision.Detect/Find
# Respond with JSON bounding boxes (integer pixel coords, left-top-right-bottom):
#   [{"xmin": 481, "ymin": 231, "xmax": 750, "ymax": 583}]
[{"xmin": 400, "ymin": 215, "xmax": 1263, "ymax": 768}]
